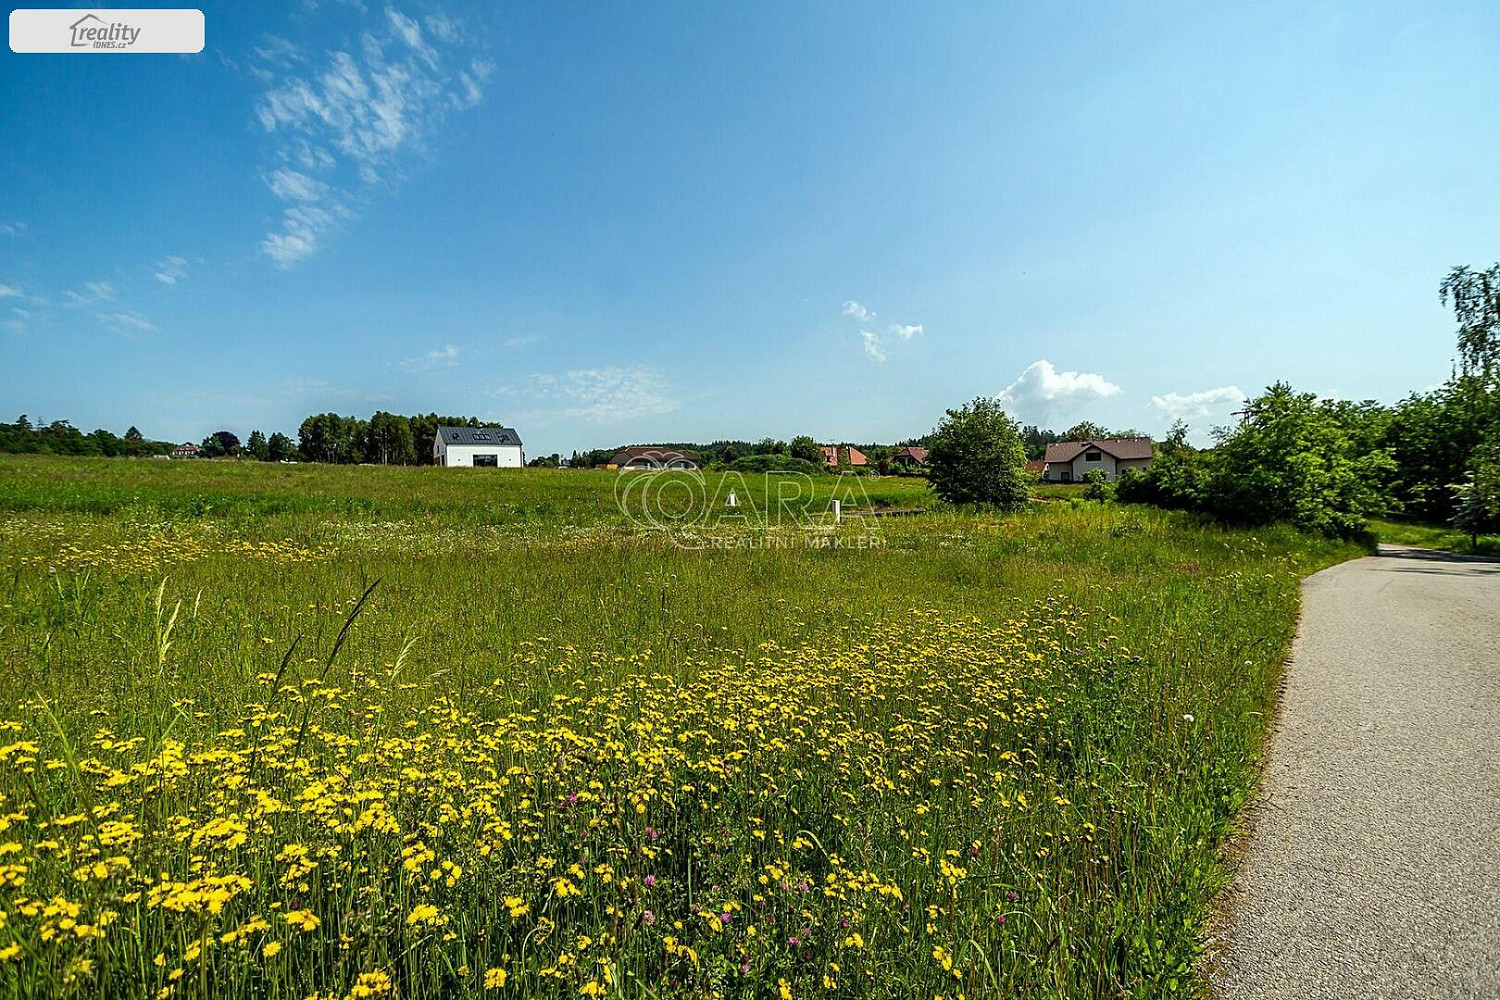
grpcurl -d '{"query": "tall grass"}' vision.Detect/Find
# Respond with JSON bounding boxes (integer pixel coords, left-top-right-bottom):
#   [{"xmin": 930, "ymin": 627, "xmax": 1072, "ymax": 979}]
[{"xmin": 0, "ymin": 457, "xmax": 1364, "ymax": 998}]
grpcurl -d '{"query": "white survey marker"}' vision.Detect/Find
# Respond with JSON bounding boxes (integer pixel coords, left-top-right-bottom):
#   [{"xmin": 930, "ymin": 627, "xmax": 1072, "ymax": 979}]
[{"xmin": 10, "ymin": 9, "xmax": 204, "ymax": 53}]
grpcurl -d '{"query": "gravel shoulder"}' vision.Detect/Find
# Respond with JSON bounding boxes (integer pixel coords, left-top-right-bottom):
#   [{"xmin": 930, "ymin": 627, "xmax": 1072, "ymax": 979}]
[{"xmin": 1209, "ymin": 545, "xmax": 1500, "ymax": 999}]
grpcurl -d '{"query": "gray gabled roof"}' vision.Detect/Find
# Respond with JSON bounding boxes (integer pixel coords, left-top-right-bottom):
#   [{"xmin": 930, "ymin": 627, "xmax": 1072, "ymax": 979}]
[
  {"xmin": 437, "ymin": 425, "xmax": 523, "ymax": 447},
  {"xmin": 1044, "ymin": 437, "xmax": 1153, "ymax": 463}
]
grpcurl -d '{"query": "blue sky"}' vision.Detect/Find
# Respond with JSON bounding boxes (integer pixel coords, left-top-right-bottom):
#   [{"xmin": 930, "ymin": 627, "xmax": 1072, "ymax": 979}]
[{"xmin": 3, "ymin": 1, "xmax": 1498, "ymax": 456}]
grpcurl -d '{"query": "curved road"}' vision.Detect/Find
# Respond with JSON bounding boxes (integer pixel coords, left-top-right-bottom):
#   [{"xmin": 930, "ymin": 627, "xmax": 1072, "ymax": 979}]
[{"xmin": 1212, "ymin": 545, "xmax": 1500, "ymax": 1000}]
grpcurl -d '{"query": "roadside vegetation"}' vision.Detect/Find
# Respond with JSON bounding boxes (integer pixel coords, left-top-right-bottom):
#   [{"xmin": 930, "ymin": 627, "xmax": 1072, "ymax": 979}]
[
  {"xmin": 1366, "ymin": 517, "xmax": 1500, "ymax": 557},
  {"xmin": 0, "ymin": 459, "xmax": 1364, "ymax": 1000},
  {"xmin": 1113, "ymin": 267, "xmax": 1500, "ymax": 546}
]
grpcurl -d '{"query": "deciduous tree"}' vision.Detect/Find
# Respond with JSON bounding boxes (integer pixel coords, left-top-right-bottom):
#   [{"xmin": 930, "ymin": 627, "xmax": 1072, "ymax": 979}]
[{"xmin": 926, "ymin": 397, "xmax": 1029, "ymax": 508}]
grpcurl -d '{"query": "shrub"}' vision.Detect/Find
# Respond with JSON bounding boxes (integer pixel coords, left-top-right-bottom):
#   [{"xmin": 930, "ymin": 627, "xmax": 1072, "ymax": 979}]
[
  {"xmin": 1081, "ymin": 470, "xmax": 1114, "ymax": 501},
  {"xmin": 723, "ymin": 454, "xmax": 826, "ymax": 476},
  {"xmin": 1117, "ymin": 448, "xmax": 1216, "ymax": 511},
  {"xmin": 926, "ymin": 398, "xmax": 1029, "ymax": 508},
  {"xmin": 1207, "ymin": 383, "xmax": 1395, "ymax": 537},
  {"xmin": 1452, "ymin": 435, "xmax": 1500, "ymax": 548},
  {"xmin": 1121, "ymin": 384, "xmax": 1396, "ymax": 537}
]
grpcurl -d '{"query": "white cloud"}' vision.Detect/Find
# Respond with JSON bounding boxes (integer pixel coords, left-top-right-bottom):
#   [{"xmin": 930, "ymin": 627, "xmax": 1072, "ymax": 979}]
[
  {"xmin": 0, "ymin": 222, "xmax": 26, "ymax": 237},
  {"xmin": 998, "ymin": 360, "xmax": 1122, "ymax": 420},
  {"xmin": 3, "ymin": 308, "xmax": 29, "ymax": 335},
  {"xmin": 154, "ymin": 255, "xmax": 190, "ymax": 285},
  {"xmin": 518, "ymin": 366, "xmax": 677, "ymax": 422},
  {"xmin": 63, "ymin": 281, "xmax": 117, "ymax": 306},
  {"xmin": 843, "ymin": 302, "xmax": 923, "ymax": 361},
  {"xmin": 503, "ymin": 333, "xmax": 540, "ymax": 349},
  {"xmin": 251, "ymin": 10, "xmax": 491, "ymax": 267},
  {"xmin": 385, "ymin": 9, "xmax": 437, "ymax": 68},
  {"xmin": 1150, "ymin": 386, "xmax": 1244, "ymax": 422},
  {"xmin": 424, "ymin": 14, "xmax": 459, "ymax": 43},
  {"xmin": 452, "ymin": 58, "xmax": 493, "ymax": 110},
  {"xmin": 277, "ymin": 375, "xmax": 389, "ymax": 402},
  {"xmin": 0, "ymin": 284, "xmax": 21, "ymax": 298},
  {"xmin": 261, "ymin": 204, "xmax": 348, "ymax": 268},
  {"xmin": 267, "ymin": 169, "xmax": 327, "ymax": 202},
  {"xmin": 252, "ymin": 34, "xmax": 302, "ymax": 70},
  {"xmin": 97, "ymin": 310, "xmax": 157, "ymax": 336},
  {"xmin": 842, "ymin": 300, "xmax": 874, "ymax": 322},
  {"xmin": 399, "ymin": 343, "xmax": 459, "ymax": 373}
]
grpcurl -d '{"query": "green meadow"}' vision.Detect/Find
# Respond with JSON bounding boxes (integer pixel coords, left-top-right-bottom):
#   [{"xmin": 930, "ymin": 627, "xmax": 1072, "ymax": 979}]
[{"xmin": 0, "ymin": 456, "xmax": 1364, "ymax": 999}]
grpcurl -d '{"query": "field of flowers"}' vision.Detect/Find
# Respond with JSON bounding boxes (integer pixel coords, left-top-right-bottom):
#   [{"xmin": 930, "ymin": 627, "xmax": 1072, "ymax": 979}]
[{"xmin": 0, "ymin": 457, "xmax": 1365, "ymax": 998}]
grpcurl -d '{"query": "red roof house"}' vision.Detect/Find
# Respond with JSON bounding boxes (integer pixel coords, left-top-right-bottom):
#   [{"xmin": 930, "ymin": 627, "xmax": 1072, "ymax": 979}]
[
  {"xmin": 890, "ymin": 446, "xmax": 929, "ymax": 469},
  {"xmin": 820, "ymin": 445, "xmax": 869, "ymax": 468}
]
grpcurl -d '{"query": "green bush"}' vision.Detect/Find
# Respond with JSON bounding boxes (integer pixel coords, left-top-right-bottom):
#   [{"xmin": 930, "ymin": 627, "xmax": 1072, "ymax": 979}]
[
  {"xmin": 926, "ymin": 397, "xmax": 1029, "ymax": 508},
  {"xmin": 1207, "ymin": 384, "xmax": 1395, "ymax": 537},
  {"xmin": 1120, "ymin": 384, "xmax": 1396, "ymax": 538},
  {"xmin": 723, "ymin": 454, "xmax": 826, "ymax": 475},
  {"xmin": 1081, "ymin": 469, "xmax": 1114, "ymax": 501},
  {"xmin": 1116, "ymin": 448, "xmax": 1216, "ymax": 510}
]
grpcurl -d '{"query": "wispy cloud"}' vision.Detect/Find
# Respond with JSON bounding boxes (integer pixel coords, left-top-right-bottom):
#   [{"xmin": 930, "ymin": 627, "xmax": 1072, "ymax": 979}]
[
  {"xmin": 998, "ymin": 360, "xmax": 1121, "ymax": 420},
  {"xmin": 63, "ymin": 281, "xmax": 117, "ymax": 306},
  {"xmin": 842, "ymin": 301, "xmax": 923, "ymax": 363},
  {"xmin": 267, "ymin": 169, "xmax": 327, "ymax": 202},
  {"xmin": 252, "ymin": 8, "xmax": 493, "ymax": 267},
  {"xmin": 399, "ymin": 343, "xmax": 460, "ymax": 373},
  {"xmin": 96, "ymin": 310, "xmax": 157, "ymax": 337},
  {"xmin": 0, "ymin": 222, "xmax": 26, "ymax": 237},
  {"xmin": 154, "ymin": 255, "xmax": 190, "ymax": 285},
  {"xmin": 277, "ymin": 375, "xmax": 390, "ymax": 402},
  {"xmin": 0, "ymin": 284, "xmax": 21, "ymax": 299},
  {"xmin": 1150, "ymin": 386, "xmax": 1244, "ymax": 422},
  {"xmin": 3, "ymin": 308, "xmax": 29, "ymax": 336},
  {"xmin": 842, "ymin": 300, "xmax": 874, "ymax": 322},
  {"xmin": 503, "ymin": 333, "xmax": 540, "ymax": 349},
  {"xmin": 252, "ymin": 33, "xmax": 302, "ymax": 71},
  {"xmin": 512, "ymin": 366, "xmax": 677, "ymax": 422}
]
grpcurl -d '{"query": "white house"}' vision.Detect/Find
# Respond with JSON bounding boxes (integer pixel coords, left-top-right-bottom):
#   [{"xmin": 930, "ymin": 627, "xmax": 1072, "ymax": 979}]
[
  {"xmin": 433, "ymin": 425, "xmax": 524, "ymax": 467},
  {"xmin": 1042, "ymin": 438, "xmax": 1153, "ymax": 482}
]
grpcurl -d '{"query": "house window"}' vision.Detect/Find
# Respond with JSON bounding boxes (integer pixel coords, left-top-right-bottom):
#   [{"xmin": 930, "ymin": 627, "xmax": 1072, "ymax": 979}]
[
  {"xmin": 473, "ymin": 454, "xmax": 498, "ymax": 467},
  {"xmin": 1060, "ymin": 470, "xmax": 1072, "ymax": 482},
  {"xmin": 1085, "ymin": 450, "xmax": 1102, "ymax": 461}
]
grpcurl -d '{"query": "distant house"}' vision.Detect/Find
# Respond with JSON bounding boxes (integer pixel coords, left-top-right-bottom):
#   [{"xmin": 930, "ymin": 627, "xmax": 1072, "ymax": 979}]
[
  {"xmin": 820, "ymin": 445, "xmax": 869, "ymax": 468},
  {"xmin": 609, "ymin": 446, "xmax": 700, "ymax": 470},
  {"xmin": 889, "ymin": 446, "xmax": 928, "ymax": 470},
  {"xmin": 1023, "ymin": 458, "xmax": 1046, "ymax": 475},
  {"xmin": 171, "ymin": 442, "xmax": 200, "ymax": 459},
  {"xmin": 433, "ymin": 425, "xmax": 524, "ymax": 468},
  {"xmin": 1041, "ymin": 438, "xmax": 1153, "ymax": 482}
]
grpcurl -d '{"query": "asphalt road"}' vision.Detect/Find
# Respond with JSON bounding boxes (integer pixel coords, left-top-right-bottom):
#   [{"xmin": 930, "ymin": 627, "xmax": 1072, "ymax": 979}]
[{"xmin": 1212, "ymin": 545, "xmax": 1500, "ymax": 1000}]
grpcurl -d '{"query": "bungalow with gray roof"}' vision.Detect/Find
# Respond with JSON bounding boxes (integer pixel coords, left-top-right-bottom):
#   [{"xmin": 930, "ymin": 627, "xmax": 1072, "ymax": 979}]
[{"xmin": 1042, "ymin": 438, "xmax": 1153, "ymax": 482}]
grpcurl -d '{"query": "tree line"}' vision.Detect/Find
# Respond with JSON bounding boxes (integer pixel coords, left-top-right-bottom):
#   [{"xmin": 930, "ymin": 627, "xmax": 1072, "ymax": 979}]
[
  {"xmin": 0, "ymin": 417, "xmax": 175, "ymax": 458},
  {"xmin": 1108, "ymin": 267, "xmax": 1499, "ymax": 540},
  {"xmin": 926, "ymin": 266, "xmax": 1500, "ymax": 543},
  {"xmin": 1, "ymin": 403, "xmax": 1140, "ymax": 473},
  {"xmin": 561, "ymin": 423, "xmax": 1135, "ymax": 471}
]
